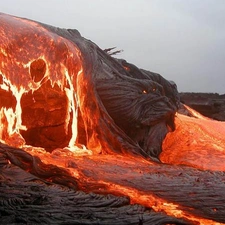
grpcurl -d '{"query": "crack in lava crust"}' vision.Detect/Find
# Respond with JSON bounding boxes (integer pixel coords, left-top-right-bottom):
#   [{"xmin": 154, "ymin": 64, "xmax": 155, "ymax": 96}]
[{"xmin": 1, "ymin": 13, "xmax": 225, "ymax": 225}]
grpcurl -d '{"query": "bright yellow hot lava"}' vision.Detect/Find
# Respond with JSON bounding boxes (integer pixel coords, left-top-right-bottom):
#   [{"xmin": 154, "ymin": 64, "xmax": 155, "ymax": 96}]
[
  {"xmin": 1, "ymin": 13, "xmax": 225, "ymax": 225},
  {"xmin": 0, "ymin": 14, "xmax": 85, "ymax": 151}
]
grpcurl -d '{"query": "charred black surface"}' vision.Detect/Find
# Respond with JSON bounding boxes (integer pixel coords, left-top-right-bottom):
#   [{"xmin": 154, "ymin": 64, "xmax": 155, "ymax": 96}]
[
  {"xmin": 1, "ymin": 13, "xmax": 224, "ymax": 225},
  {"xmin": 38, "ymin": 22, "xmax": 179, "ymax": 159},
  {"xmin": 0, "ymin": 143, "xmax": 78, "ymax": 189},
  {"xmin": 1, "ymin": 142, "xmax": 225, "ymax": 223},
  {"xmin": 95, "ymin": 59, "xmax": 179, "ymax": 158},
  {"xmin": 0, "ymin": 144, "xmax": 189, "ymax": 225},
  {"xmin": 180, "ymin": 92, "xmax": 225, "ymax": 121},
  {"xmin": 96, "ymin": 78, "xmax": 178, "ymax": 158}
]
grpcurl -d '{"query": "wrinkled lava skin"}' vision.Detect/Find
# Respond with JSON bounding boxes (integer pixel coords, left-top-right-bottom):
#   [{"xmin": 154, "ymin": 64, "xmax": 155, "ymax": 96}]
[
  {"xmin": 2, "ymin": 13, "xmax": 225, "ymax": 225},
  {"xmin": 0, "ymin": 13, "xmax": 179, "ymax": 160}
]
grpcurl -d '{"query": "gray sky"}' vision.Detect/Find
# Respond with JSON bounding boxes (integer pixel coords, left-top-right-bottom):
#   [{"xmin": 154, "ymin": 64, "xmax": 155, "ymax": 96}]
[{"xmin": 1, "ymin": 0, "xmax": 225, "ymax": 93}]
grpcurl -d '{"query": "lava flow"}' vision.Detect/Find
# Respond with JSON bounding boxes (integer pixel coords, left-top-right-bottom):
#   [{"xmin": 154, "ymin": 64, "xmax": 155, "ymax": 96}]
[
  {"xmin": 1, "ymin": 13, "xmax": 225, "ymax": 225},
  {"xmin": 0, "ymin": 13, "xmax": 84, "ymax": 151},
  {"xmin": 161, "ymin": 106, "xmax": 225, "ymax": 171}
]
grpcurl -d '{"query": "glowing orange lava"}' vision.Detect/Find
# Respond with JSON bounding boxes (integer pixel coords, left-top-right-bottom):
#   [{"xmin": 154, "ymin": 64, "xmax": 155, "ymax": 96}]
[
  {"xmin": 0, "ymin": 13, "xmax": 84, "ymax": 150},
  {"xmin": 23, "ymin": 146, "xmax": 225, "ymax": 225},
  {"xmin": 161, "ymin": 106, "xmax": 225, "ymax": 171},
  {"xmin": 1, "ymin": 13, "xmax": 225, "ymax": 224}
]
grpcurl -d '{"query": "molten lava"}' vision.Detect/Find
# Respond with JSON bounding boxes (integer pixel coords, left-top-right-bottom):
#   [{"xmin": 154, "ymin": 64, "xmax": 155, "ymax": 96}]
[
  {"xmin": 161, "ymin": 106, "xmax": 225, "ymax": 171},
  {"xmin": 0, "ymin": 13, "xmax": 83, "ymax": 150},
  {"xmin": 1, "ymin": 13, "xmax": 225, "ymax": 224}
]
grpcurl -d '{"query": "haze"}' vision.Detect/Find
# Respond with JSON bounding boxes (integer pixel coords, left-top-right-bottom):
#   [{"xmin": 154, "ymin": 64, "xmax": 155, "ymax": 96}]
[{"xmin": 1, "ymin": 0, "xmax": 225, "ymax": 94}]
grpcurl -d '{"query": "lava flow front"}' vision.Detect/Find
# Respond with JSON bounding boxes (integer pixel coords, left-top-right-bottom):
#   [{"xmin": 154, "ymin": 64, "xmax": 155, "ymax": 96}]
[
  {"xmin": 161, "ymin": 106, "xmax": 225, "ymax": 171},
  {"xmin": 0, "ymin": 13, "xmax": 83, "ymax": 151},
  {"xmin": 1, "ymin": 13, "xmax": 225, "ymax": 225}
]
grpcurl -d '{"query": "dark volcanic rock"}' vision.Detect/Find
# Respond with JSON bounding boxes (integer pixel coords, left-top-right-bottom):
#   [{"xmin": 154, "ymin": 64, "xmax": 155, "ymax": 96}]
[{"xmin": 180, "ymin": 92, "xmax": 225, "ymax": 121}]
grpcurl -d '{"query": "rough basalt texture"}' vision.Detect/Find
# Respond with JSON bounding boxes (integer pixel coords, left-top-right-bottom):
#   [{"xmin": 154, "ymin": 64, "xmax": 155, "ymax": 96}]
[
  {"xmin": 0, "ymin": 144, "xmax": 190, "ymax": 225},
  {"xmin": 180, "ymin": 92, "xmax": 225, "ymax": 121},
  {"xmin": 1, "ymin": 13, "xmax": 225, "ymax": 225},
  {"xmin": 0, "ymin": 13, "xmax": 179, "ymax": 160}
]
